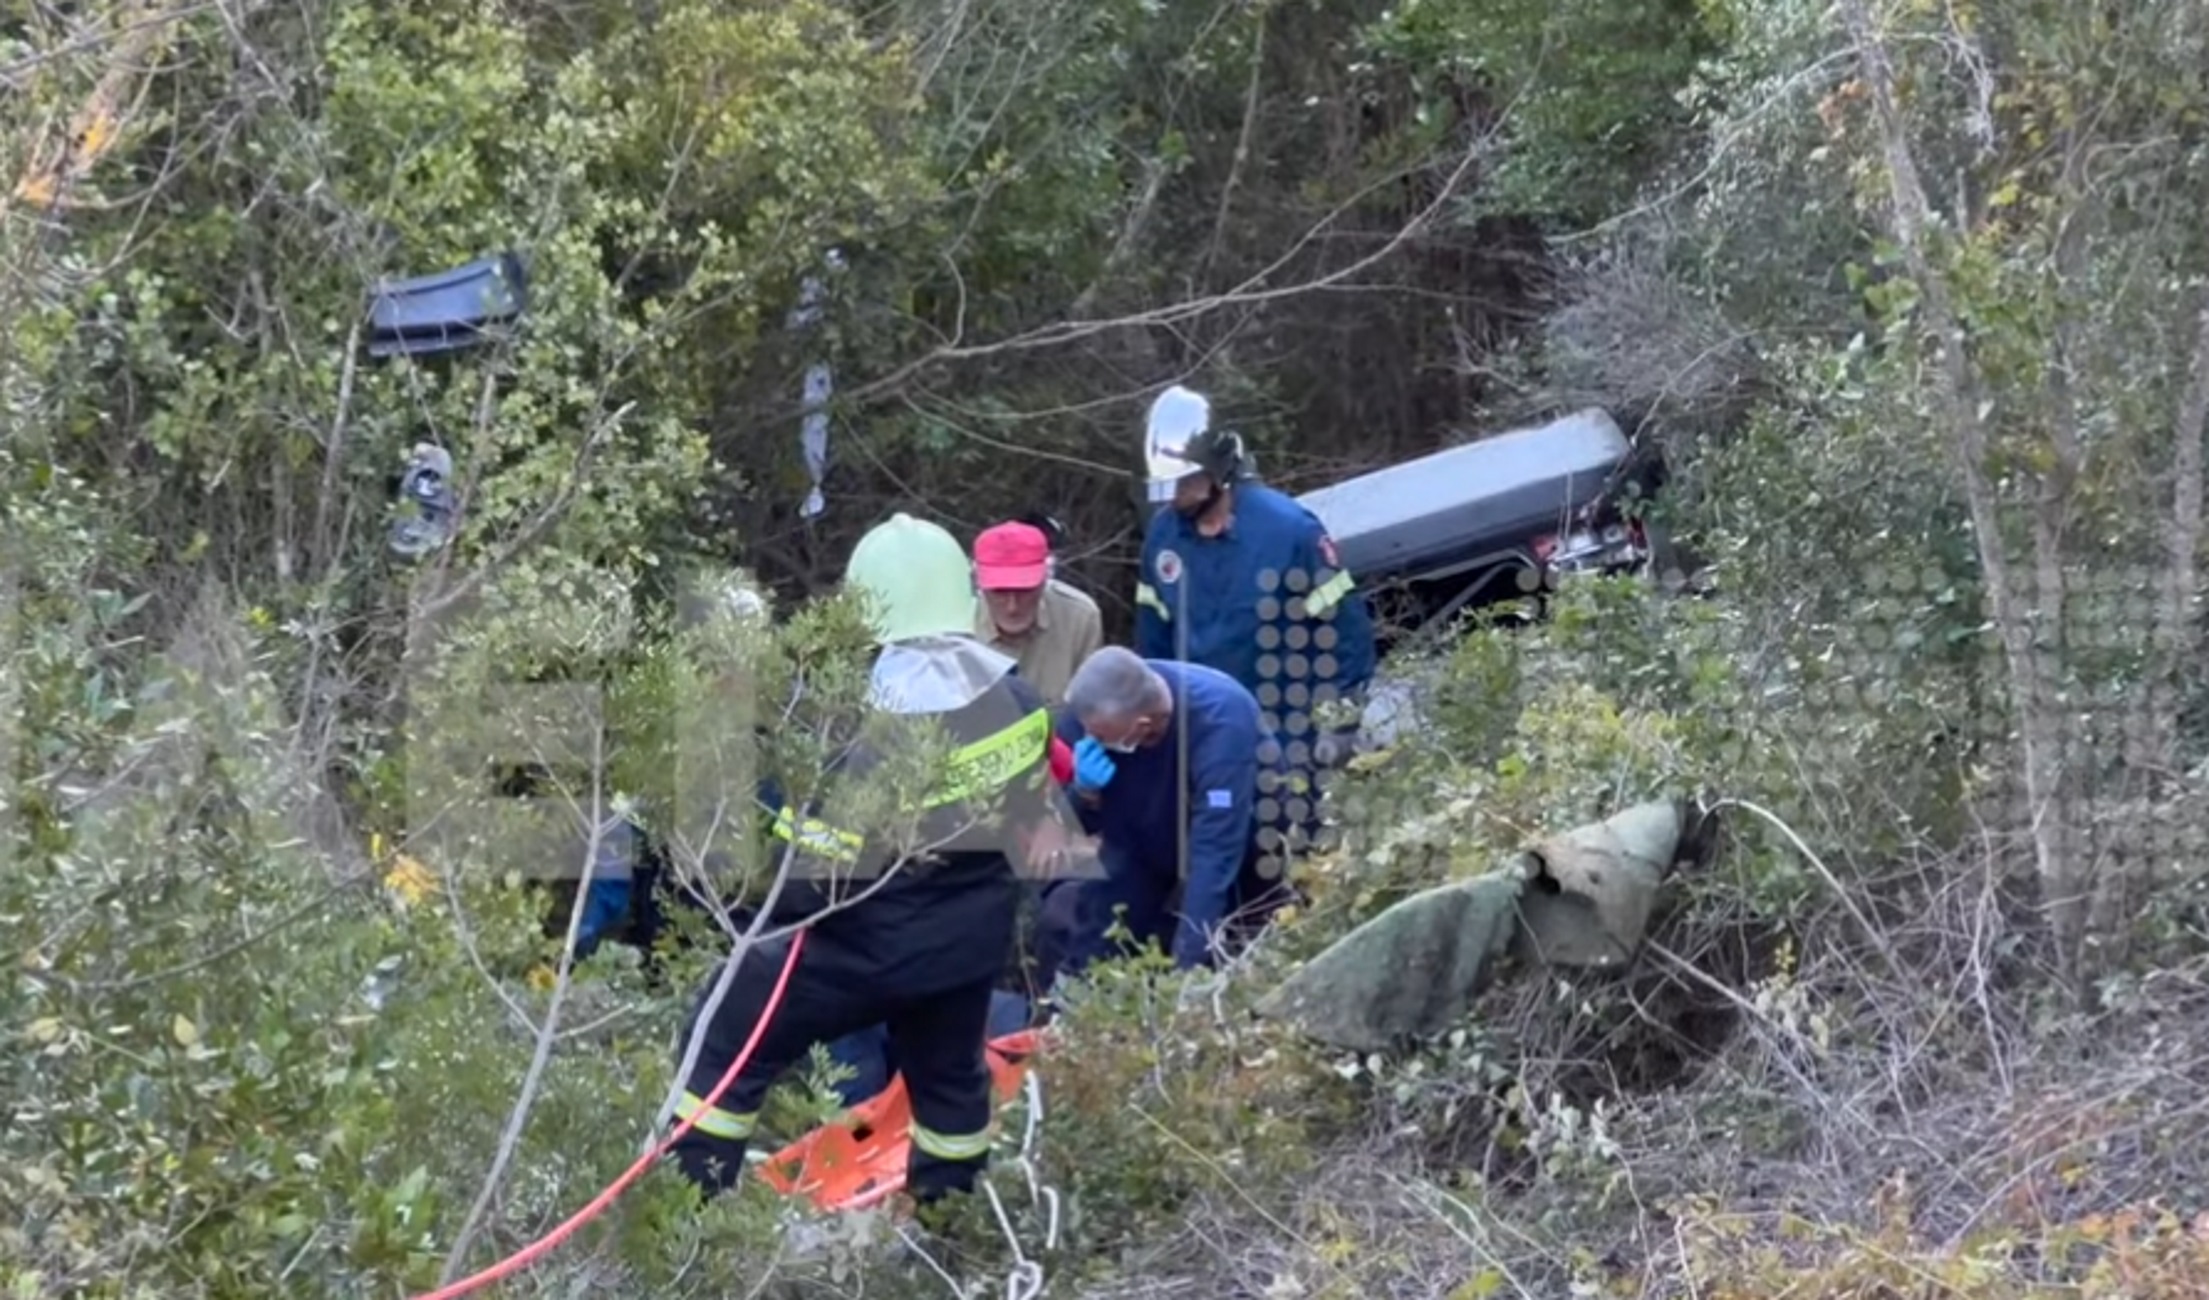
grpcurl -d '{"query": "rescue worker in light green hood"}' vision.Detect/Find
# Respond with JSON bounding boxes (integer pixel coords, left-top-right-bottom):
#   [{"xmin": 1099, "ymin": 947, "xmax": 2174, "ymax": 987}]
[{"xmin": 666, "ymin": 513, "xmax": 1064, "ymax": 1204}]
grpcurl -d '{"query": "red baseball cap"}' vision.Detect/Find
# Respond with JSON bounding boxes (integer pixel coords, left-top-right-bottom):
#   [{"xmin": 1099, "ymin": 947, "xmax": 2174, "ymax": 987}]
[{"xmin": 973, "ymin": 521, "xmax": 1051, "ymax": 590}]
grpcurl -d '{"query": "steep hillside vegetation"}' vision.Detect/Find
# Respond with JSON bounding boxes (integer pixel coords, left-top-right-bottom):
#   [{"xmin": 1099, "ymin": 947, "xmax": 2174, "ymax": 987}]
[{"xmin": 6, "ymin": 0, "xmax": 2209, "ymax": 1296}]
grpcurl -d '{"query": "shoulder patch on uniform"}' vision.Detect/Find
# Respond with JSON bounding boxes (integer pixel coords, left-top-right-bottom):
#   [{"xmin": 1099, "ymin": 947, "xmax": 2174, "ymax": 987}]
[
  {"xmin": 1206, "ymin": 788, "xmax": 1233, "ymax": 809},
  {"xmin": 1317, "ymin": 534, "xmax": 1340, "ymax": 569},
  {"xmin": 1156, "ymin": 548, "xmax": 1183, "ymax": 584}
]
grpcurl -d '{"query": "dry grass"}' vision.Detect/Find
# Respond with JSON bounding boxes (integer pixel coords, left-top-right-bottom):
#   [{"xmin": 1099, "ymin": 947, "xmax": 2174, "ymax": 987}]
[{"xmin": 1064, "ymin": 835, "xmax": 2209, "ymax": 1300}]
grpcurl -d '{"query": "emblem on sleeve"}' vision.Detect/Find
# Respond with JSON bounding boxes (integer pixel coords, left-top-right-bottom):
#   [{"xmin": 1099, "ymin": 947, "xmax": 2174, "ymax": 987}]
[{"xmin": 1157, "ymin": 549, "xmax": 1183, "ymax": 584}]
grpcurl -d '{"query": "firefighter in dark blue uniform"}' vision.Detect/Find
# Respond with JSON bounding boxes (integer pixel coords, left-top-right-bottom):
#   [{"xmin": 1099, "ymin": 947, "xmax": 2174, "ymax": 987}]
[
  {"xmin": 666, "ymin": 513, "xmax": 1066, "ymax": 1203},
  {"xmin": 1134, "ymin": 386, "xmax": 1377, "ymax": 881}
]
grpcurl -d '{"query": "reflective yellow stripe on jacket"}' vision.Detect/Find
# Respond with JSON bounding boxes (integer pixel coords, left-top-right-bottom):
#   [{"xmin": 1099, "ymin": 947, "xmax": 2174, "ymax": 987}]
[
  {"xmin": 1136, "ymin": 581, "xmax": 1171, "ymax": 621},
  {"xmin": 922, "ymin": 707, "xmax": 1049, "ymax": 808},
  {"xmin": 768, "ymin": 807, "xmax": 864, "ymax": 862},
  {"xmin": 766, "ymin": 707, "xmax": 1049, "ymax": 855},
  {"xmin": 1305, "ymin": 569, "xmax": 1357, "ymax": 617},
  {"xmin": 1142, "ymin": 572, "xmax": 1351, "ymax": 619}
]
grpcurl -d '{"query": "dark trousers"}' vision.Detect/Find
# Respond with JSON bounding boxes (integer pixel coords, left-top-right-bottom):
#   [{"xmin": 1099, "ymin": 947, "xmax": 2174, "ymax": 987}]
[
  {"xmin": 667, "ymin": 938, "xmax": 999, "ymax": 1202},
  {"xmin": 1034, "ymin": 838, "xmax": 1294, "ymax": 989},
  {"xmin": 1035, "ymin": 851, "xmax": 1173, "ymax": 982},
  {"xmin": 823, "ymin": 988, "xmax": 1034, "ymax": 1107}
]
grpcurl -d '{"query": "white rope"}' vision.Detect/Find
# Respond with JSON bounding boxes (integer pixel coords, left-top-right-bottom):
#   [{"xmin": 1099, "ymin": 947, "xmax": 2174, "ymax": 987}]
[
  {"xmin": 1016, "ymin": 1069, "xmax": 1060, "ymax": 1250},
  {"xmin": 984, "ymin": 1182, "xmax": 1041, "ymax": 1300},
  {"xmin": 1020, "ymin": 1070, "xmax": 1042, "ymax": 1152},
  {"xmin": 977, "ymin": 1055, "xmax": 1060, "ymax": 1299},
  {"xmin": 885, "ymin": 1044, "xmax": 1059, "ymax": 1296},
  {"xmin": 894, "ymin": 1224, "xmax": 965, "ymax": 1296}
]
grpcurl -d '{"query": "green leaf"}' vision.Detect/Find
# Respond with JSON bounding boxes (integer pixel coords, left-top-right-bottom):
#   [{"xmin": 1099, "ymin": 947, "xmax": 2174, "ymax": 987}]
[{"xmin": 394, "ymin": 1165, "xmax": 430, "ymax": 1206}]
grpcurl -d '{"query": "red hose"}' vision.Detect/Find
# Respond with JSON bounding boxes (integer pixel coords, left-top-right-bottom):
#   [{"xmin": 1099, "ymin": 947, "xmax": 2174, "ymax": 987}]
[{"xmin": 410, "ymin": 931, "xmax": 807, "ymax": 1299}]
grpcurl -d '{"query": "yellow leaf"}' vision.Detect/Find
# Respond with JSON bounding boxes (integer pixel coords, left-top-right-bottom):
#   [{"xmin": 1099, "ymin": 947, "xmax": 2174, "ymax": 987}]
[
  {"xmin": 27, "ymin": 1017, "xmax": 63, "ymax": 1044},
  {"xmin": 1450, "ymin": 1269, "xmax": 1505, "ymax": 1300},
  {"xmin": 172, "ymin": 1014, "xmax": 199, "ymax": 1048},
  {"xmin": 526, "ymin": 964, "xmax": 557, "ymax": 992},
  {"xmin": 383, "ymin": 854, "xmax": 438, "ymax": 907}
]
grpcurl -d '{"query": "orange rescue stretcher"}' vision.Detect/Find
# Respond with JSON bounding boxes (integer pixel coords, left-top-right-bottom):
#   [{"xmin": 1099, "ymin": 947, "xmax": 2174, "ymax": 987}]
[
  {"xmin": 761, "ymin": 738, "xmax": 1074, "ymax": 1212},
  {"xmin": 758, "ymin": 1029, "xmax": 1044, "ymax": 1212}
]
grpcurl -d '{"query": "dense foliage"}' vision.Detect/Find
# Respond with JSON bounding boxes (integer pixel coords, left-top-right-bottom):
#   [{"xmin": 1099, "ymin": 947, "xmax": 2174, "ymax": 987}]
[{"xmin": 6, "ymin": 0, "xmax": 2209, "ymax": 1295}]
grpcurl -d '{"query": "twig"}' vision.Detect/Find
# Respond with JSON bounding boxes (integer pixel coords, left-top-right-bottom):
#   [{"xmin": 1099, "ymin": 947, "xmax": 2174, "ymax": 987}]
[
  {"xmin": 1646, "ymin": 940, "xmax": 1858, "ymax": 1124},
  {"xmin": 0, "ymin": 3, "xmax": 222, "ymax": 88},
  {"xmin": 434, "ymin": 852, "xmax": 544, "ymax": 1039},
  {"xmin": 811, "ymin": 116, "xmax": 1505, "ymax": 417},
  {"xmin": 1399, "ymin": 1178, "xmax": 1539, "ymax": 1299},
  {"xmin": 1196, "ymin": 7, "xmax": 1268, "ymax": 288},
  {"xmin": 71, "ymin": 868, "xmax": 371, "ymax": 992},
  {"xmin": 648, "ymin": 839, "xmax": 797, "ymax": 1139},
  {"xmin": 1710, "ymin": 796, "xmax": 1903, "ymax": 979},
  {"xmin": 309, "ymin": 314, "xmax": 363, "ymax": 576},
  {"xmin": 438, "ymin": 729, "xmax": 614, "ymax": 1282},
  {"xmin": 414, "ymin": 406, "xmax": 630, "ymax": 624}
]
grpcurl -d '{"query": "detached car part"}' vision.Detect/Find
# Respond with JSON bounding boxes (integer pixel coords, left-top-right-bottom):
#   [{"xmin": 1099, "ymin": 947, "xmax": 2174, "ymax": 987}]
[{"xmin": 365, "ymin": 251, "xmax": 529, "ymax": 360}]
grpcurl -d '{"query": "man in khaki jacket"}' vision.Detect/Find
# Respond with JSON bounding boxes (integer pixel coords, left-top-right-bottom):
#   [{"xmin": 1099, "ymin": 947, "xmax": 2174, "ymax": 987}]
[{"xmin": 972, "ymin": 519, "xmax": 1104, "ymax": 707}]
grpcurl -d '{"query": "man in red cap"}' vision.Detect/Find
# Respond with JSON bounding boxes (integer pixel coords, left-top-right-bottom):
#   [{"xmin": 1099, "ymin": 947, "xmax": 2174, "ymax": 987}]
[{"xmin": 972, "ymin": 519, "xmax": 1104, "ymax": 708}]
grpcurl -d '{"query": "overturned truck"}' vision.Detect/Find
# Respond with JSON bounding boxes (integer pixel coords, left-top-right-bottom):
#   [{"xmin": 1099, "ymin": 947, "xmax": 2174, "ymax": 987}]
[
  {"xmin": 1286, "ymin": 407, "xmax": 1682, "ymax": 750},
  {"xmin": 1295, "ymin": 407, "xmax": 1673, "ymax": 657}
]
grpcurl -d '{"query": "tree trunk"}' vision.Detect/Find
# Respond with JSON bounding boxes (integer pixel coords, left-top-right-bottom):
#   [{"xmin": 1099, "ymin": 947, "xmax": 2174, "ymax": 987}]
[
  {"xmin": 2155, "ymin": 286, "xmax": 2209, "ymax": 750},
  {"xmin": 1839, "ymin": 0, "xmax": 2087, "ymax": 980}
]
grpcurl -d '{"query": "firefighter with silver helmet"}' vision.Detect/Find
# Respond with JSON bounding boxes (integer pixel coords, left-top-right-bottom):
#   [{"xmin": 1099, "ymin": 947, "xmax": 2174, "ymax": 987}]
[{"xmin": 1134, "ymin": 385, "xmax": 1377, "ymax": 880}]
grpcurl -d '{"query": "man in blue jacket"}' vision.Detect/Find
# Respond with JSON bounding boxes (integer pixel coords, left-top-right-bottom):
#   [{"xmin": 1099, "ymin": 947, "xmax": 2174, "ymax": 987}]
[
  {"xmin": 1135, "ymin": 387, "xmax": 1377, "ymax": 872},
  {"xmin": 1036, "ymin": 646, "xmax": 1281, "ymax": 979}
]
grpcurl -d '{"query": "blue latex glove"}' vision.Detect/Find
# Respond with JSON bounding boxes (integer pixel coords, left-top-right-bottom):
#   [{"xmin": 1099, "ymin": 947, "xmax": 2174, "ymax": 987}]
[{"xmin": 1072, "ymin": 736, "xmax": 1117, "ymax": 793}]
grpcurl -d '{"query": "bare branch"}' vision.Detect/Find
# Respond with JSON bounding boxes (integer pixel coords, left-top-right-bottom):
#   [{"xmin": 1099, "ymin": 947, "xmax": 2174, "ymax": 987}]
[
  {"xmin": 411, "ymin": 404, "xmax": 630, "ymax": 626},
  {"xmin": 825, "ymin": 121, "xmax": 1501, "ymax": 415},
  {"xmin": 0, "ymin": 2, "xmax": 220, "ymax": 90},
  {"xmin": 1195, "ymin": 8, "xmax": 1269, "ymax": 289},
  {"xmin": 438, "ymin": 727, "xmax": 616, "ymax": 1283}
]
